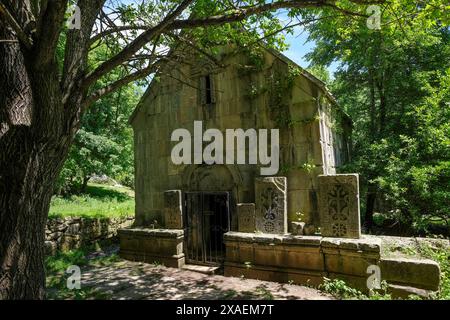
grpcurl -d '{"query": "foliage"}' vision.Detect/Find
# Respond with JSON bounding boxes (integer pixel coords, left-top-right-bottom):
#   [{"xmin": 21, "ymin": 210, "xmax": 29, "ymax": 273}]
[
  {"xmin": 320, "ymin": 278, "xmax": 393, "ymax": 300},
  {"xmin": 301, "ymin": 0, "xmax": 450, "ymax": 233},
  {"xmin": 319, "ymin": 278, "xmax": 365, "ymax": 299},
  {"xmin": 49, "ymin": 183, "xmax": 134, "ymax": 219},
  {"xmin": 56, "ymin": 45, "xmax": 140, "ymax": 195}
]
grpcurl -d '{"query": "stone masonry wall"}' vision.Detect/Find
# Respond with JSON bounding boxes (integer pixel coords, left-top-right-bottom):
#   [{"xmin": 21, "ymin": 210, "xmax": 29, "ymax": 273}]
[{"xmin": 45, "ymin": 216, "xmax": 134, "ymax": 255}]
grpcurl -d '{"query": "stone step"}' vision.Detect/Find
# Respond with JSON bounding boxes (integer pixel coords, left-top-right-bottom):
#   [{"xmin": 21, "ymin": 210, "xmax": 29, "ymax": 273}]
[
  {"xmin": 182, "ymin": 264, "xmax": 220, "ymax": 275},
  {"xmin": 388, "ymin": 283, "xmax": 435, "ymax": 299}
]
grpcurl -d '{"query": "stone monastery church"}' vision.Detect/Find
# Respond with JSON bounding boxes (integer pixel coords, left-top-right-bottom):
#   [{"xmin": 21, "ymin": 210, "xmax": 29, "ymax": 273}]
[{"xmin": 118, "ymin": 45, "xmax": 441, "ymax": 294}]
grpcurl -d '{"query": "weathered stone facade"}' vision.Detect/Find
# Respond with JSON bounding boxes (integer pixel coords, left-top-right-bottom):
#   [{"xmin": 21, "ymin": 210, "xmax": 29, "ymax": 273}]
[
  {"xmin": 119, "ymin": 45, "xmax": 442, "ymax": 296},
  {"xmin": 129, "ymin": 46, "xmax": 351, "ymax": 234}
]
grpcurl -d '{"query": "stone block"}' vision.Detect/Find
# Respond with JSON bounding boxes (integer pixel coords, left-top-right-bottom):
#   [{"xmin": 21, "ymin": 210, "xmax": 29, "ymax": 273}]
[
  {"xmin": 291, "ymin": 221, "xmax": 305, "ymax": 235},
  {"xmin": 282, "ymin": 246, "xmax": 324, "ymax": 271},
  {"xmin": 321, "ymin": 236, "xmax": 381, "ymax": 253},
  {"xmin": 387, "ymin": 284, "xmax": 435, "ymax": 299},
  {"xmin": 224, "ymin": 262, "xmax": 325, "ymax": 287},
  {"xmin": 380, "ymin": 257, "xmax": 440, "ymax": 291},
  {"xmin": 118, "ymin": 228, "xmax": 185, "ymax": 268},
  {"xmin": 163, "ymin": 190, "xmax": 183, "ymax": 229},
  {"xmin": 318, "ymin": 174, "xmax": 361, "ymax": 239},
  {"xmin": 45, "ymin": 241, "xmax": 57, "ymax": 256},
  {"xmin": 255, "ymin": 177, "xmax": 288, "ymax": 234},
  {"xmin": 237, "ymin": 203, "xmax": 256, "ymax": 233},
  {"xmin": 324, "ymin": 250, "xmax": 380, "ymax": 278},
  {"xmin": 322, "ymin": 236, "xmax": 381, "ymax": 279}
]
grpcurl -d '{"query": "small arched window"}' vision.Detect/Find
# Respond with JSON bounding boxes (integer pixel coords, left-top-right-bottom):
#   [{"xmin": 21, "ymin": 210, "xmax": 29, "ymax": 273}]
[{"xmin": 200, "ymin": 74, "xmax": 216, "ymax": 105}]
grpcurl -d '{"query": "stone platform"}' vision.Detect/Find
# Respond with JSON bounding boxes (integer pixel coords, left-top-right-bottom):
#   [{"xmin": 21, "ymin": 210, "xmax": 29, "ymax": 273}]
[
  {"xmin": 223, "ymin": 232, "xmax": 441, "ymax": 297},
  {"xmin": 118, "ymin": 228, "xmax": 441, "ymax": 297}
]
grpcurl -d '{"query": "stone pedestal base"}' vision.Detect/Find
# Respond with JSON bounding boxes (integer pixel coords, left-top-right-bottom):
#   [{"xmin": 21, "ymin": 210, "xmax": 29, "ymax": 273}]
[
  {"xmin": 223, "ymin": 232, "xmax": 440, "ymax": 295},
  {"xmin": 223, "ymin": 232, "xmax": 327, "ymax": 287},
  {"xmin": 119, "ymin": 228, "xmax": 185, "ymax": 268}
]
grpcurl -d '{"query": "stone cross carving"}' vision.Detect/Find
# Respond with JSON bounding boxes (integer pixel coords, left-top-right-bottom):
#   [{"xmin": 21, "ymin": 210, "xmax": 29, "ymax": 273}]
[
  {"xmin": 255, "ymin": 177, "xmax": 287, "ymax": 234},
  {"xmin": 237, "ymin": 203, "xmax": 256, "ymax": 233},
  {"xmin": 163, "ymin": 190, "xmax": 183, "ymax": 229},
  {"xmin": 318, "ymin": 174, "xmax": 361, "ymax": 239}
]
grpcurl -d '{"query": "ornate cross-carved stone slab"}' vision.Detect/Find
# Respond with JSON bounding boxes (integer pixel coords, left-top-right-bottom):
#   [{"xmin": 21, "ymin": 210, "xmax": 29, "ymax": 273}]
[
  {"xmin": 237, "ymin": 203, "xmax": 256, "ymax": 233},
  {"xmin": 318, "ymin": 174, "xmax": 361, "ymax": 239},
  {"xmin": 163, "ymin": 190, "xmax": 183, "ymax": 229},
  {"xmin": 255, "ymin": 177, "xmax": 287, "ymax": 234}
]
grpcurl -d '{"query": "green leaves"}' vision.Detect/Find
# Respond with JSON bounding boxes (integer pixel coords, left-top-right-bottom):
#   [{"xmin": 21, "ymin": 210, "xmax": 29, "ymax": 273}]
[{"xmin": 303, "ymin": 0, "xmax": 450, "ymax": 233}]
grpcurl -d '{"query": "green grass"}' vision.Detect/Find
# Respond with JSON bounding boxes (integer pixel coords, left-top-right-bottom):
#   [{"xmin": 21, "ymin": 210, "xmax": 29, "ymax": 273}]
[{"xmin": 49, "ymin": 183, "xmax": 134, "ymax": 219}]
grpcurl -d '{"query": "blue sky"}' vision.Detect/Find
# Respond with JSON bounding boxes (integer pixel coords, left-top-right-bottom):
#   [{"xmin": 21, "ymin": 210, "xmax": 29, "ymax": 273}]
[
  {"xmin": 282, "ymin": 26, "xmax": 315, "ymax": 68},
  {"xmin": 283, "ymin": 28, "xmax": 339, "ymax": 78},
  {"xmin": 275, "ymin": 12, "xmax": 339, "ymax": 76}
]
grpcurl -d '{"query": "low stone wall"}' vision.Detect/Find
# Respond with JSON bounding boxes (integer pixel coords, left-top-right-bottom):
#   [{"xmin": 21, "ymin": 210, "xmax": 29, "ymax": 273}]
[
  {"xmin": 223, "ymin": 232, "xmax": 441, "ymax": 298},
  {"xmin": 118, "ymin": 228, "xmax": 185, "ymax": 268},
  {"xmin": 45, "ymin": 216, "xmax": 134, "ymax": 255},
  {"xmin": 117, "ymin": 228, "xmax": 442, "ymax": 298}
]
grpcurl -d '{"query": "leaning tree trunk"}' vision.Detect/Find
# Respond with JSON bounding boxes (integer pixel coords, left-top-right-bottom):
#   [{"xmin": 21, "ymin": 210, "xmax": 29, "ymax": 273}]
[{"xmin": 0, "ymin": 24, "xmax": 76, "ymax": 300}]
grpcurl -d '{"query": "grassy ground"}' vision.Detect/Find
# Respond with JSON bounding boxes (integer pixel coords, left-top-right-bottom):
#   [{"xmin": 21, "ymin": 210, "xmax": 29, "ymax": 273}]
[{"xmin": 49, "ymin": 183, "xmax": 134, "ymax": 219}]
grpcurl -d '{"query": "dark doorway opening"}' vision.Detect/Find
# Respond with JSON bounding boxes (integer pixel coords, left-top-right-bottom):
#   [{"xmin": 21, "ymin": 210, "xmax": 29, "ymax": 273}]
[{"xmin": 184, "ymin": 192, "xmax": 230, "ymax": 266}]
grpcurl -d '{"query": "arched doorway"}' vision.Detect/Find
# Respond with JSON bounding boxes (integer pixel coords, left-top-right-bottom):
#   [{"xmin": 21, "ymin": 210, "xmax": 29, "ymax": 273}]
[{"xmin": 182, "ymin": 165, "xmax": 240, "ymax": 265}]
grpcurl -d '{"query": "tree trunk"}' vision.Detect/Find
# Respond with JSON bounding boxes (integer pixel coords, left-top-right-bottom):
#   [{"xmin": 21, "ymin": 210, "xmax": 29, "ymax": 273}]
[
  {"xmin": 0, "ymin": 140, "xmax": 63, "ymax": 299},
  {"xmin": 81, "ymin": 176, "xmax": 90, "ymax": 193},
  {"xmin": 0, "ymin": 23, "xmax": 75, "ymax": 299}
]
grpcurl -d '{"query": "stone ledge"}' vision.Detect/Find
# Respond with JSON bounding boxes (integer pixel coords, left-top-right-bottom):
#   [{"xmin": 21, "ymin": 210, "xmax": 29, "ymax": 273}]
[
  {"xmin": 224, "ymin": 232, "xmax": 380, "ymax": 252},
  {"xmin": 224, "ymin": 231, "xmax": 322, "ymax": 246},
  {"xmin": 120, "ymin": 250, "xmax": 185, "ymax": 268},
  {"xmin": 387, "ymin": 284, "xmax": 436, "ymax": 299},
  {"xmin": 321, "ymin": 236, "xmax": 381, "ymax": 253},
  {"xmin": 118, "ymin": 227, "xmax": 184, "ymax": 238}
]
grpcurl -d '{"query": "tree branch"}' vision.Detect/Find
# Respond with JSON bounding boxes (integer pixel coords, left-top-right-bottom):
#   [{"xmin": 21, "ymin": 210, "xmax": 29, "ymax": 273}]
[
  {"xmin": 0, "ymin": 3, "xmax": 33, "ymax": 49},
  {"xmin": 80, "ymin": 0, "xmax": 385, "ymax": 111},
  {"xmin": 89, "ymin": 25, "xmax": 147, "ymax": 46},
  {"xmin": 33, "ymin": 0, "xmax": 68, "ymax": 68},
  {"xmin": 61, "ymin": 0, "xmax": 106, "ymax": 105},
  {"xmin": 82, "ymin": 0, "xmax": 194, "ymax": 89},
  {"xmin": 82, "ymin": 62, "xmax": 158, "ymax": 109},
  {"xmin": 168, "ymin": 0, "xmax": 383, "ymax": 30}
]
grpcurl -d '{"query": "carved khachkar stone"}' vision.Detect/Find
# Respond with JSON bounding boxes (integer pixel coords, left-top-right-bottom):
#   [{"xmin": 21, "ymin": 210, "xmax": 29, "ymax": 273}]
[
  {"xmin": 255, "ymin": 177, "xmax": 288, "ymax": 234},
  {"xmin": 318, "ymin": 174, "xmax": 361, "ymax": 239},
  {"xmin": 237, "ymin": 203, "xmax": 256, "ymax": 233},
  {"xmin": 164, "ymin": 190, "xmax": 183, "ymax": 229}
]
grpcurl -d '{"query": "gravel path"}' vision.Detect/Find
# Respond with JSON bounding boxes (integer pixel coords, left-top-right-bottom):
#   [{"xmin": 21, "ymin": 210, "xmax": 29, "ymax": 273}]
[{"xmin": 80, "ymin": 258, "xmax": 333, "ymax": 300}]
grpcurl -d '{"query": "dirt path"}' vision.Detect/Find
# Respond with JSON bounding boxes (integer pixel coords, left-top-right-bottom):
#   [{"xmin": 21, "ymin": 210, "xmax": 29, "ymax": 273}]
[{"xmin": 80, "ymin": 259, "xmax": 333, "ymax": 300}]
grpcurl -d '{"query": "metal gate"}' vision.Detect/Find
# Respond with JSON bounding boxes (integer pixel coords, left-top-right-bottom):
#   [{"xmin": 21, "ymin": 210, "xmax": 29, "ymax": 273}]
[{"xmin": 184, "ymin": 192, "xmax": 230, "ymax": 265}]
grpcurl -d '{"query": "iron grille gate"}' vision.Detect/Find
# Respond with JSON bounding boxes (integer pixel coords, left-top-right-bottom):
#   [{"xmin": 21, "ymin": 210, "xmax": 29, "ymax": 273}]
[{"xmin": 184, "ymin": 192, "xmax": 230, "ymax": 266}]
